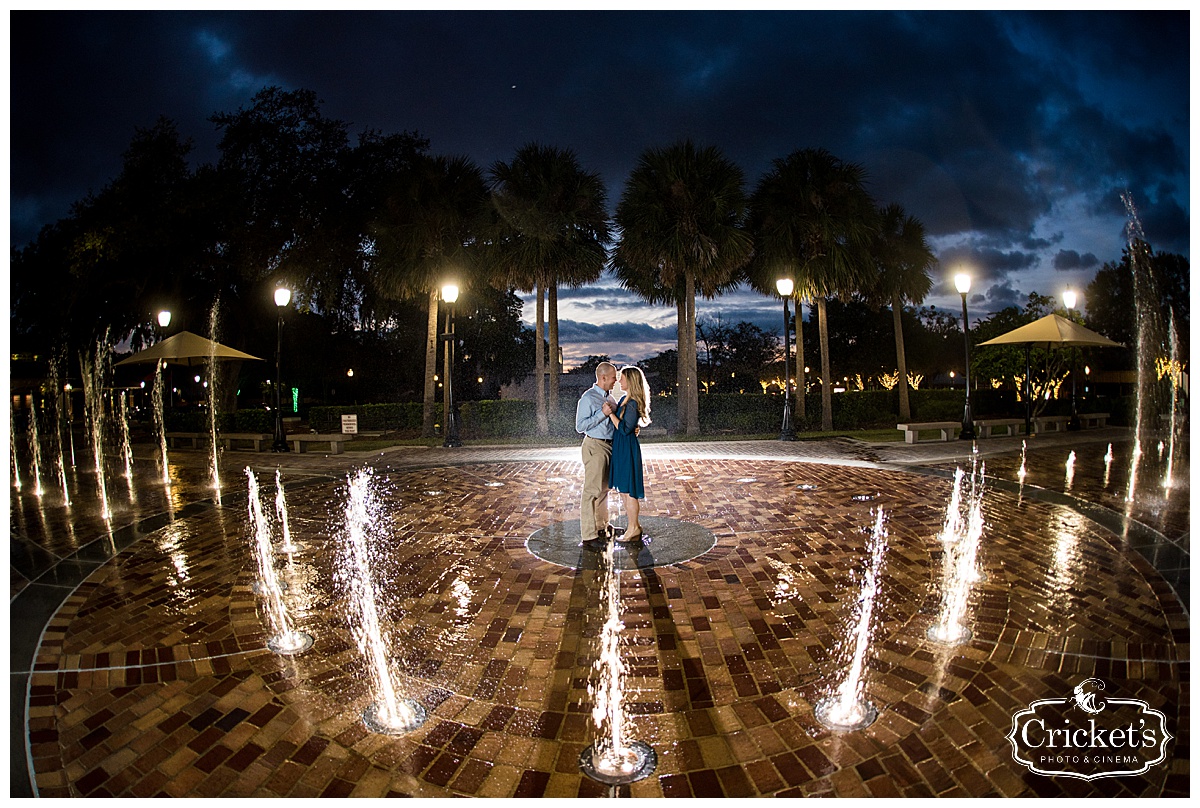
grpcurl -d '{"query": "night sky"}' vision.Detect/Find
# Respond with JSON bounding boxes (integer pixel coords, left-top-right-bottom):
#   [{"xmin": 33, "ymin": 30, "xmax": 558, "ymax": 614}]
[{"xmin": 9, "ymin": 10, "xmax": 1191, "ymax": 365}]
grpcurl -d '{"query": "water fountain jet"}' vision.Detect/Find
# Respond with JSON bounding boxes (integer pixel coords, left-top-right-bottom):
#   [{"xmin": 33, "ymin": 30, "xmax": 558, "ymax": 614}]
[
  {"xmin": 928, "ymin": 459, "xmax": 986, "ymax": 646},
  {"xmin": 814, "ymin": 507, "xmax": 887, "ymax": 732},
  {"xmin": 580, "ymin": 539, "xmax": 657, "ymax": 783},
  {"xmin": 153, "ymin": 361, "xmax": 171, "ymax": 487},
  {"xmin": 342, "ymin": 468, "xmax": 426, "ymax": 734},
  {"xmin": 246, "ymin": 468, "xmax": 313, "ymax": 655},
  {"xmin": 275, "ymin": 469, "xmax": 299, "ymax": 554}
]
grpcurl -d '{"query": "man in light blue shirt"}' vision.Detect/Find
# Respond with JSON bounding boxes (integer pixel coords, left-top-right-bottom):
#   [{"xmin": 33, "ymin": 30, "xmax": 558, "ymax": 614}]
[{"xmin": 575, "ymin": 361, "xmax": 618, "ymax": 541}]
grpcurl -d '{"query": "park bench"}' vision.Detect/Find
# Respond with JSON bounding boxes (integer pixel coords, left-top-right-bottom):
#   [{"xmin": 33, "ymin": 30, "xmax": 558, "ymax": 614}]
[
  {"xmin": 974, "ymin": 418, "xmax": 1025, "ymax": 438},
  {"xmin": 165, "ymin": 431, "xmax": 205, "ymax": 449},
  {"xmin": 288, "ymin": 433, "xmax": 350, "ymax": 455},
  {"xmin": 1080, "ymin": 412, "xmax": 1110, "ymax": 429},
  {"xmin": 896, "ymin": 422, "xmax": 963, "ymax": 443},
  {"xmin": 218, "ymin": 432, "xmax": 273, "ymax": 452},
  {"xmin": 1033, "ymin": 415, "xmax": 1072, "ymax": 434}
]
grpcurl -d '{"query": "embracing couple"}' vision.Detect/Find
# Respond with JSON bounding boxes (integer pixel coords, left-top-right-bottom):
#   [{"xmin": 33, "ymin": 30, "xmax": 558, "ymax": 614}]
[{"xmin": 574, "ymin": 361, "xmax": 652, "ymax": 545}]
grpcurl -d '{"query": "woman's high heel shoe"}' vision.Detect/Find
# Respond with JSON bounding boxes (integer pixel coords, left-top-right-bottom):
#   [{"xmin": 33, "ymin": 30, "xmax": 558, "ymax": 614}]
[{"xmin": 615, "ymin": 529, "xmax": 643, "ymax": 543}]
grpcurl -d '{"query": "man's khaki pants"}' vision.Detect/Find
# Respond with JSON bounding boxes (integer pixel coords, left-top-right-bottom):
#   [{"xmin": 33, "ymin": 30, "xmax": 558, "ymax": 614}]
[{"xmin": 580, "ymin": 436, "xmax": 612, "ymax": 539}]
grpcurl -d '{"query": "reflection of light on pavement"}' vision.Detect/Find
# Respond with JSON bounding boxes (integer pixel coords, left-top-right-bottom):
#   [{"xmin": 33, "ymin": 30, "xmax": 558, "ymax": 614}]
[
  {"xmin": 766, "ymin": 557, "xmax": 802, "ymax": 606},
  {"xmin": 155, "ymin": 524, "xmax": 192, "ymax": 592},
  {"xmin": 1048, "ymin": 512, "xmax": 1083, "ymax": 615},
  {"xmin": 450, "ymin": 576, "xmax": 473, "ymax": 619}
]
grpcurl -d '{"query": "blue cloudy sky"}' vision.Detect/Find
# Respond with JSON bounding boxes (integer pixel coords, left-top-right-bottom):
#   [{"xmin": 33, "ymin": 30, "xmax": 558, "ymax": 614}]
[{"xmin": 10, "ymin": 10, "xmax": 1190, "ymax": 366}]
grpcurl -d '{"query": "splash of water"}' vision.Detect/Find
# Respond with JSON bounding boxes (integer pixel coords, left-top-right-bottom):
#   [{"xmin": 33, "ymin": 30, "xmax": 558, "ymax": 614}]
[
  {"xmin": 80, "ymin": 334, "xmax": 112, "ymax": 520},
  {"xmin": 589, "ymin": 540, "xmax": 637, "ymax": 774},
  {"xmin": 1103, "ymin": 443, "xmax": 1114, "ymax": 488},
  {"xmin": 1121, "ymin": 191, "xmax": 1159, "ymax": 509},
  {"xmin": 1064, "ymin": 450, "xmax": 1077, "ymax": 491},
  {"xmin": 814, "ymin": 508, "xmax": 887, "ymax": 731},
  {"xmin": 275, "ymin": 469, "xmax": 299, "ymax": 553},
  {"xmin": 246, "ymin": 467, "xmax": 312, "ymax": 655},
  {"xmin": 1017, "ymin": 440, "xmax": 1027, "ymax": 483},
  {"xmin": 928, "ymin": 458, "xmax": 986, "ymax": 645},
  {"xmin": 117, "ymin": 392, "xmax": 135, "ymax": 482},
  {"xmin": 47, "ymin": 353, "xmax": 73, "ymax": 504},
  {"xmin": 27, "ymin": 402, "xmax": 47, "ymax": 498},
  {"xmin": 939, "ymin": 467, "xmax": 965, "ymax": 545},
  {"xmin": 342, "ymin": 468, "xmax": 425, "ymax": 733},
  {"xmin": 9, "ymin": 403, "xmax": 21, "ymax": 490},
  {"xmin": 207, "ymin": 299, "xmax": 222, "ymax": 497},
  {"xmin": 153, "ymin": 361, "xmax": 171, "ymax": 487},
  {"xmin": 1162, "ymin": 311, "xmax": 1180, "ymax": 492}
]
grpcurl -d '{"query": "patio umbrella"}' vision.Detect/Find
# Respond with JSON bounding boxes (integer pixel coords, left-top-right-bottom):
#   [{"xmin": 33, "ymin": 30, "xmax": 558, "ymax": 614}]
[
  {"xmin": 114, "ymin": 331, "xmax": 263, "ymax": 367},
  {"xmin": 977, "ymin": 313, "xmax": 1122, "ymax": 350},
  {"xmin": 977, "ymin": 314, "xmax": 1122, "ymax": 433}
]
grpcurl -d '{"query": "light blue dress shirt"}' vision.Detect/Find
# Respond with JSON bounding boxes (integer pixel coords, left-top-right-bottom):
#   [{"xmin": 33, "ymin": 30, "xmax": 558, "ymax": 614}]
[{"xmin": 575, "ymin": 384, "xmax": 616, "ymax": 440}]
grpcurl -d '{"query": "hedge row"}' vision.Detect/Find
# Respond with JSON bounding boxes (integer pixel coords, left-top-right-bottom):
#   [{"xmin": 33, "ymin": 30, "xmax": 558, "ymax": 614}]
[{"xmin": 292, "ymin": 389, "xmax": 1132, "ymax": 439}]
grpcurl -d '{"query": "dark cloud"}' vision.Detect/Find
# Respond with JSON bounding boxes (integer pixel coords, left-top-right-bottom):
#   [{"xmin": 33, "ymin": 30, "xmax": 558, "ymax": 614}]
[
  {"xmin": 1053, "ymin": 250, "xmax": 1099, "ymax": 271},
  {"xmin": 9, "ymin": 10, "xmax": 1189, "ymax": 339}
]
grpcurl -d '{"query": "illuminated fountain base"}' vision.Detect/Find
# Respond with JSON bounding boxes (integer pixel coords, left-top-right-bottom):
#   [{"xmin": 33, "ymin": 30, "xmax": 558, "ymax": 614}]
[
  {"xmin": 926, "ymin": 622, "xmax": 973, "ymax": 646},
  {"xmin": 578, "ymin": 740, "xmax": 657, "ymax": 785},
  {"xmin": 266, "ymin": 630, "xmax": 314, "ymax": 656},
  {"xmin": 362, "ymin": 699, "xmax": 428, "ymax": 735},
  {"xmin": 813, "ymin": 695, "xmax": 879, "ymax": 732}
]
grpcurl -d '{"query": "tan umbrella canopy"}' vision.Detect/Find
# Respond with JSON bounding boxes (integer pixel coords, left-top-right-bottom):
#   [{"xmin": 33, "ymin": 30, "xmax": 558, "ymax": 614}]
[
  {"xmin": 114, "ymin": 331, "xmax": 263, "ymax": 367},
  {"xmin": 977, "ymin": 313, "xmax": 1121, "ymax": 434},
  {"xmin": 978, "ymin": 313, "xmax": 1122, "ymax": 348}
]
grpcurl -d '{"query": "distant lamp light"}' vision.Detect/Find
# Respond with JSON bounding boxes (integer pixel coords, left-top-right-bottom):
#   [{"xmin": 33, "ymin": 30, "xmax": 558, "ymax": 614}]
[
  {"xmin": 139, "ymin": 381, "xmax": 145, "ymax": 389},
  {"xmin": 1062, "ymin": 288, "xmax": 1077, "ymax": 310},
  {"xmin": 776, "ymin": 277, "xmax": 794, "ymax": 297},
  {"xmin": 274, "ymin": 286, "xmax": 293, "ymax": 308},
  {"xmin": 954, "ymin": 272, "xmax": 971, "ymax": 295},
  {"xmin": 441, "ymin": 283, "xmax": 459, "ymax": 303},
  {"xmin": 477, "ymin": 376, "xmax": 484, "ymax": 384},
  {"xmin": 949, "ymin": 371, "xmax": 956, "ymax": 378},
  {"xmin": 194, "ymin": 374, "xmax": 201, "ymax": 383},
  {"xmin": 157, "ymin": 310, "xmax": 172, "ymax": 329},
  {"xmin": 347, "ymin": 368, "xmax": 354, "ymax": 377}
]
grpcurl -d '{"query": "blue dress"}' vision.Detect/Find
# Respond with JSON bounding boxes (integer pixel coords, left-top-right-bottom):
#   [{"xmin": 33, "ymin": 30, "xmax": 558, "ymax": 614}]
[{"xmin": 609, "ymin": 397, "xmax": 645, "ymax": 499}]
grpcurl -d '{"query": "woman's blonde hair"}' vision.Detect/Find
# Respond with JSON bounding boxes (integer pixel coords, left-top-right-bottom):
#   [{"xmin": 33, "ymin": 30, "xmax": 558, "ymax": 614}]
[{"xmin": 619, "ymin": 366, "xmax": 652, "ymax": 428}]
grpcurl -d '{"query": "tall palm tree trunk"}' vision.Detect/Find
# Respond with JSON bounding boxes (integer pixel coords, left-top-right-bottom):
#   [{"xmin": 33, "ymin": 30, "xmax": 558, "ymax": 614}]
[
  {"xmin": 817, "ymin": 296, "xmax": 834, "ymax": 431},
  {"xmin": 795, "ymin": 298, "xmax": 806, "ymax": 423},
  {"xmin": 676, "ymin": 297, "xmax": 687, "ymax": 429},
  {"xmin": 548, "ymin": 281, "xmax": 560, "ymax": 427},
  {"xmin": 684, "ymin": 271, "xmax": 700, "ymax": 435},
  {"xmin": 422, "ymin": 288, "xmax": 439, "ymax": 438},
  {"xmin": 535, "ymin": 282, "xmax": 548, "ymax": 435},
  {"xmin": 892, "ymin": 291, "xmax": 912, "ymax": 420}
]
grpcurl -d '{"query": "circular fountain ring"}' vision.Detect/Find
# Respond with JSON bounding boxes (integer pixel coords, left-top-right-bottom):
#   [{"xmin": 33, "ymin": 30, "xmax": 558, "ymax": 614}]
[
  {"xmin": 362, "ymin": 699, "xmax": 427, "ymax": 735},
  {"xmin": 813, "ymin": 696, "xmax": 879, "ymax": 732},
  {"xmin": 526, "ymin": 516, "xmax": 716, "ymax": 570},
  {"xmin": 578, "ymin": 740, "xmax": 658, "ymax": 784},
  {"xmin": 266, "ymin": 631, "xmax": 313, "ymax": 656}
]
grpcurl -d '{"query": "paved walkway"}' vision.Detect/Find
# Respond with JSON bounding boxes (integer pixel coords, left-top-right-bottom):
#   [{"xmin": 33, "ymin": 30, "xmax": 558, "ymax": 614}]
[{"xmin": 10, "ymin": 429, "xmax": 1189, "ymax": 796}]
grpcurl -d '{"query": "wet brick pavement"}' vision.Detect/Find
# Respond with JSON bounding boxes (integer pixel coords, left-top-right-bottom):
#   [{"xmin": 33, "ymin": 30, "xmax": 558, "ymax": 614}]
[{"xmin": 10, "ymin": 429, "xmax": 1189, "ymax": 797}]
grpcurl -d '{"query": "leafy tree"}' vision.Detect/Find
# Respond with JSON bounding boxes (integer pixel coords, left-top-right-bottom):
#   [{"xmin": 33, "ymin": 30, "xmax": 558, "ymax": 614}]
[
  {"xmin": 1085, "ymin": 243, "xmax": 1189, "ymax": 365},
  {"xmin": 867, "ymin": 204, "xmax": 936, "ymax": 419},
  {"xmin": 371, "ymin": 153, "xmax": 491, "ymax": 436},
  {"xmin": 566, "ymin": 355, "xmax": 613, "ymax": 376},
  {"xmin": 613, "ymin": 140, "xmax": 752, "ymax": 435},
  {"xmin": 747, "ymin": 148, "xmax": 877, "ymax": 430},
  {"xmin": 488, "ymin": 143, "xmax": 610, "ymax": 434}
]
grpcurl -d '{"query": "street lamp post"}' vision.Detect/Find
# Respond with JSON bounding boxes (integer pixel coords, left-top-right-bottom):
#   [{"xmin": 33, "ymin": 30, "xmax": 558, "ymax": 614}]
[
  {"xmin": 954, "ymin": 272, "xmax": 976, "ymax": 440},
  {"xmin": 157, "ymin": 310, "xmax": 173, "ymax": 409},
  {"xmin": 272, "ymin": 286, "xmax": 292, "ymax": 452},
  {"xmin": 1063, "ymin": 288, "xmax": 1081, "ymax": 430},
  {"xmin": 776, "ymin": 277, "xmax": 797, "ymax": 441},
  {"xmin": 441, "ymin": 283, "xmax": 462, "ymax": 448}
]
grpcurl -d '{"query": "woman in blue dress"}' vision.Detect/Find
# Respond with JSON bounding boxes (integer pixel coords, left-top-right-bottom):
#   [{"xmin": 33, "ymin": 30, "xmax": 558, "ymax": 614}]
[{"xmin": 607, "ymin": 365, "xmax": 652, "ymax": 542}]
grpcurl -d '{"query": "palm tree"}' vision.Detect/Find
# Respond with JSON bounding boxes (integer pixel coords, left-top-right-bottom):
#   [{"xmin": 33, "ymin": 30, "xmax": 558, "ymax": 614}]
[
  {"xmin": 371, "ymin": 153, "xmax": 489, "ymax": 437},
  {"xmin": 748, "ymin": 149, "xmax": 876, "ymax": 431},
  {"xmin": 613, "ymin": 140, "xmax": 752, "ymax": 435},
  {"xmin": 870, "ymin": 204, "xmax": 936, "ymax": 421},
  {"xmin": 489, "ymin": 144, "xmax": 610, "ymax": 434}
]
